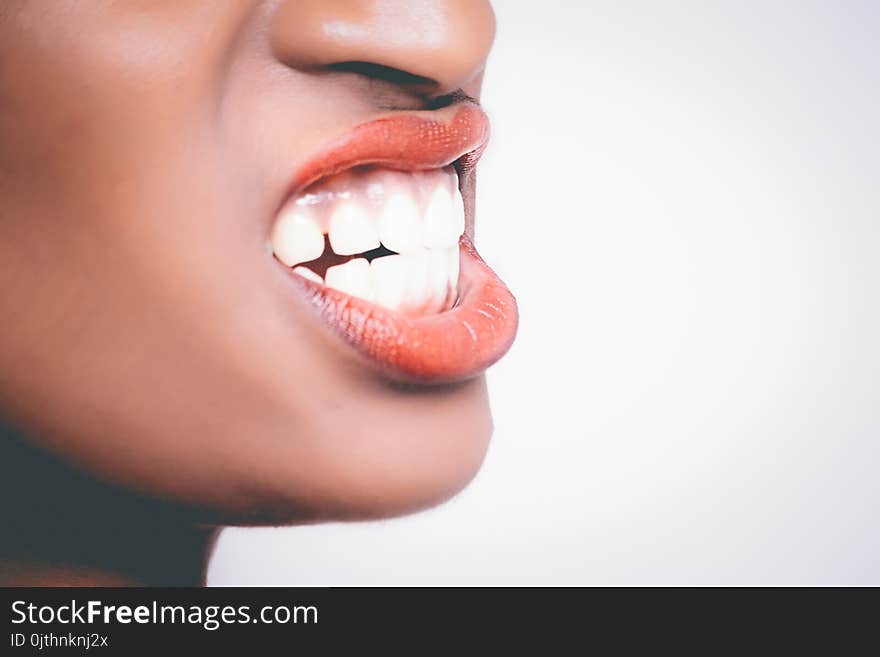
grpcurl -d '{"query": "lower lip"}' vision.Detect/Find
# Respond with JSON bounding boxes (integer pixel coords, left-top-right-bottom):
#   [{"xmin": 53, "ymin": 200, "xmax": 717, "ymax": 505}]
[{"xmin": 287, "ymin": 237, "xmax": 518, "ymax": 383}]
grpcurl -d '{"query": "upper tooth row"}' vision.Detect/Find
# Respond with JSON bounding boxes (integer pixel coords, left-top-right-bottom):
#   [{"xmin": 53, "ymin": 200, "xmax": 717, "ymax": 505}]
[{"xmin": 272, "ymin": 185, "xmax": 465, "ymax": 267}]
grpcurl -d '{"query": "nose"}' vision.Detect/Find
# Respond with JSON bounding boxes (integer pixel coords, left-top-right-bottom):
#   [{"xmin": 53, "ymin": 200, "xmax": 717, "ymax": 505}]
[{"xmin": 270, "ymin": 0, "xmax": 496, "ymax": 98}]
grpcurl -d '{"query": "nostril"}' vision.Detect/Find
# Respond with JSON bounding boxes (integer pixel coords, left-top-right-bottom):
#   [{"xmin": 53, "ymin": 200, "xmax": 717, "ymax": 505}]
[
  {"xmin": 326, "ymin": 61, "xmax": 436, "ymax": 89},
  {"xmin": 426, "ymin": 89, "xmax": 477, "ymax": 111},
  {"xmin": 325, "ymin": 63, "xmax": 475, "ymax": 112}
]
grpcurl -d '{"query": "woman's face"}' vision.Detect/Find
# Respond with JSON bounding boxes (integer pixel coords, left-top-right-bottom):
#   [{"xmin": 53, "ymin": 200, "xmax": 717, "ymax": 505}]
[{"xmin": 0, "ymin": 1, "xmax": 516, "ymax": 522}]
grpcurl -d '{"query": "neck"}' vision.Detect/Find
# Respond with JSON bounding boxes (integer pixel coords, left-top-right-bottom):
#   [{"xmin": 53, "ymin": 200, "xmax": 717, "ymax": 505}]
[
  {"xmin": 0, "ymin": 529, "xmax": 218, "ymax": 587},
  {"xmin": 0, "ymin": 423, "xmax": 218, "ymax": 586}
]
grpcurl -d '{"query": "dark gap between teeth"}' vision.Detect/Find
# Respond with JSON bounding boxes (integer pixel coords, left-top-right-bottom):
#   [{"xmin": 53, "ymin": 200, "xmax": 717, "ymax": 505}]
[{"xmin": 297, "ymin": 235, "xmax": 398, "ymax": 278}]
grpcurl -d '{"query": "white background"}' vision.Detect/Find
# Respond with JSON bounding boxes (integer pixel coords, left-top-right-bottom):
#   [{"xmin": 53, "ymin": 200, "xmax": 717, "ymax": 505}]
[{"xmin": 209, "ymin": 0, "xmax": 879, "ymax": 584}]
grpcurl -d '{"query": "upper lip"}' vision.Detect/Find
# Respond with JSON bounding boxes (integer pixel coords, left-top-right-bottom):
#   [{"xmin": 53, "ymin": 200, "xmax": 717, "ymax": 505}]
[{"xmin": 283, "ymin": 101, "xmax": 490, "ymax": 199}]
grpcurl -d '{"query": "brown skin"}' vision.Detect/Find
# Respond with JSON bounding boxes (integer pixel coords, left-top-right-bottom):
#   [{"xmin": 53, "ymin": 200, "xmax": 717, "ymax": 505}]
[{"xmin": 0, "ymin": 1, "xmax": 497, "ymax": 585}]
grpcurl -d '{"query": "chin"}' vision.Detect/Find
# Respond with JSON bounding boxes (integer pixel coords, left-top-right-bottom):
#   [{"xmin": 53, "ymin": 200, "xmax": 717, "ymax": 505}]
[{"xmin": 226, "ymin": 374, "xmax": 495, "ymax": 524}]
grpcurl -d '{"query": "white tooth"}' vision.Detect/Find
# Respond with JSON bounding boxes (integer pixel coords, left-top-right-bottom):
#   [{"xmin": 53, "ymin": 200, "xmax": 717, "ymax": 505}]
[
  {"xmin": 292, "ymin": 266, "xmax": 323, "ymax": 285},
  {"xmin": 422, "ymin": 186, "xmax": 460, "ymax": 248},
  {"xmin": 371, "ymin": 249, "xmax": 456, "ymax": 314},
  {"xmin": 370, "ymin": 252, "xmax": 431, "ymax": 313},
  {"xmin": 452, "ymin": 186, "xmax": 466, "ymax": 237},
  {"xmin": 370, "ymin": 255, "xmax": 409, "ymax": 311},
  {"xmin": 325, "ymin": 258, "xmax": 372, "ymax": 301},
  {"xmin": 271, "ymin": 207, "xmax": 325, "ymax": 267},
  {"xmin": 401, "ymin": 250, "xmax": 430, "ymax": 311},
  {"xmin": 447, "ymin": 245, "xmax": 460, "ymax": 292},
  {"xmin": 378, "ymin": 191, "xmax": 422, "ymax": 253},
  {"xmin": 427, "ymin": 248, "xmax": 451, "ymax": 311},
  {"xmin": 328, "ymin": 201, "xmax": 380, "ymax": 256}
]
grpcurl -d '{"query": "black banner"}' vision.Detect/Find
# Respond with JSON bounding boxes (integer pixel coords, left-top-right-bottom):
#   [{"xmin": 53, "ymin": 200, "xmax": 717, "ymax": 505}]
[{"xmin": 0, "ymin": 587, "xmax": 873, "ymax": 652}]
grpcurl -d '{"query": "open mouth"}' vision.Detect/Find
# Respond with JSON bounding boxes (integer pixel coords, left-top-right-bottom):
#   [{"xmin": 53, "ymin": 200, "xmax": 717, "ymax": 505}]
[
  {"xmin": 271, "ymin": 103, "xmax": 518, "ymax": 383},
  {"xmin": 272, "ymin": 165, "xmax": 463, "ymax": 316}
]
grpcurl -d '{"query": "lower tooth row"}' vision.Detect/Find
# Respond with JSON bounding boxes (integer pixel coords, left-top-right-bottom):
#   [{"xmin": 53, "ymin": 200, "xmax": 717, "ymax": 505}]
[{"xmin": 294, "ymin": 247, "xmax": 459, "ymax": 315}]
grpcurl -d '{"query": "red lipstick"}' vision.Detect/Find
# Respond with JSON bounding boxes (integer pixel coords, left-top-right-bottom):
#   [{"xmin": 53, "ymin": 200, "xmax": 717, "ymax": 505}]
[
  {"xmin": 282, "ymin": 103, "xmax": 517, "ymax": 383},
  {"xmin": 289, "ymin": 103, "xmax": 490, "ymax": 192}
]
